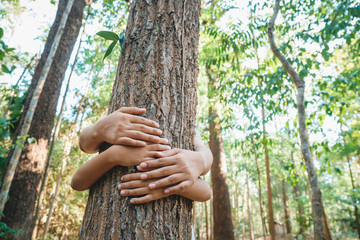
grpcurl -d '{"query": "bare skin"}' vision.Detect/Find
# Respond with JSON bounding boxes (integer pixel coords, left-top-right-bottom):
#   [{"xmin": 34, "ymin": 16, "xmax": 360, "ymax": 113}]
[
  {"xmin": 79, "ymin": 107, "xmax": 163, "ymax": 153},
  {"xmin": 72, "ymin": 107, "xmax": 212, "ymax": 203}
]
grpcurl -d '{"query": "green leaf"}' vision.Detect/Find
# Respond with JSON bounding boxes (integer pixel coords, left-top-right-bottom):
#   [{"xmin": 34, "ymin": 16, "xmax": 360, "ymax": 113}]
[
  {"xmin": 103, "ymin": 40, "xmax": 117, "ymax": 60},
  {"xmin": 96, "ymin": 31, "xmax": 119, "ymax": 41}
]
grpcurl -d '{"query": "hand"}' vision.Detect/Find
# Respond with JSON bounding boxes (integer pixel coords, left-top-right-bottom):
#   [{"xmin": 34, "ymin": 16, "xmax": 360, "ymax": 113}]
[
  {"xmin": 94, "ymin": 107, "xmax": 163, "ymax": 147},
  {"xmin": 107, "ymin": 139, "xmax": 170, "ymax": 166},
  {"xmin": 121, "ymin": 148, "xmax": 205, "ymax": 194},
  {"xmin": 118, "ymin": 179, "xmax": 170, "ymax": 204}
]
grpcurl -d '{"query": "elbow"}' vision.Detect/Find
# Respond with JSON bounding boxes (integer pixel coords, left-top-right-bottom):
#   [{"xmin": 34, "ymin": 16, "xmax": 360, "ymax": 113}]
[{"xmin": 71, "ymin": 176, "xmax": 87, "ymax": 191}]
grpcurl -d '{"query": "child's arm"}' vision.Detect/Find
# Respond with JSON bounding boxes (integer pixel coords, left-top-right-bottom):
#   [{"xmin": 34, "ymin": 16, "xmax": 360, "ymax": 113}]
[
  {"xmin": 71, "ymin": 141, "xmax": 170, "ymax": 191},
  {"xmin": 118, "ymin": 178, "xmax": 211, "ymax": 204},
  {"xmin": 120, "ymin": 136, "xmax": 213, "ymax": 195},
  {"xmin": 80, "ymin": 107, "xmax": 163, "ymax": 153}
]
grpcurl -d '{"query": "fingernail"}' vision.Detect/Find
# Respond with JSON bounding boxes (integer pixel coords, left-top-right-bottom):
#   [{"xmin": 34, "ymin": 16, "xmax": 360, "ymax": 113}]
[
  {"xmin": 118, "ymin": 184, "xmax": 122, "ymax": 189},
  {"xmin": 156, "ymin": 129, "xmax": 162, "ymax": 135},
  {"xmin": 149, "ymin": 183, "xmax": 156, "ymax": 189},
  {"xmin": 130, "ymin": 199, "xmax": 135, "ymax": 203},
  {"xmin": 164, "ymin": 139, "xmax": 169, "ymax": 143},
  {"xmin": 154, "ymin": 122, "xmax": 160, "ymax": 128},
  {"xmin": 121, "ymin": 190, "xmax": 126, "ymax": 195},
  {"xmin": 140, "ymin": 174, "xmax": 147, "ymax": 179},
  {"xmin": 121, "ymin": 176, "xmax": 124, "ymax": 181},
  {"xmin": 164, "ymin": 189, "xmax": 170, "ymax": 194},
  {"xmin": 140, "ymin": 162, "xmax": 147, "ymax": 168}
]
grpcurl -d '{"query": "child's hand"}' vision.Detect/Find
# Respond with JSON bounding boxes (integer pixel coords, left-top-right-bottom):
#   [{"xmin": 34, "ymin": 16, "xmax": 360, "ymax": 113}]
[
  {"xmin": 107, "ymin": 139, "xmax": 170, "ymax": 166},
  {"xmin": 94, "ymin": 107, "xmax": 163, "ymax": 147},
  {"xmin": 120, "ymin": 149, "xmax": 205, "ymax": 194},
  {"xmin": 118, "ymin": 179, "xmax": 170, "ymax": 204}
]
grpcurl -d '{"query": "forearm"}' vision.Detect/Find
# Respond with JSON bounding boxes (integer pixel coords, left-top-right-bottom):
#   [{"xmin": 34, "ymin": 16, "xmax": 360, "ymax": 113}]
[
  {"xmin": 194, "ymin": 136, "xmax": 213, "ymax": 175},
  {"xmin": 177, "ymin": 178, "xmax": 211, "ymax": 202},
  {"xmin": 79, "ymin": 124, "xmax": 103, "ymax": 153},
  {"xmin": 71, "ymin": 149, "xmax": 115, "ymax": 191}
]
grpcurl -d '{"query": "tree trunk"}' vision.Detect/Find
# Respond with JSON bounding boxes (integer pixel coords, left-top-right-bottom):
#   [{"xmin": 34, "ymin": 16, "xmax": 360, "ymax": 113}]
[
  {"xmin": 251, "ymin": 134, "xmax": 268, "ymax": 238},
  {"xmin": 290, "ymin": 150, "xmax": 306, "ymax": 235},
  {"xmin": 268, "ymin": 1, "xmax": 325, "ymax": 239},
  {"xmin": 282, "ymin": 180, "xmax": 291, "ymax": 234},
  {"xmin": 2, "ymin": 0, "xmax": 85, "ymax": 238},
  {"xmin": 80, "ymin": 0, "xmax": 200, "ymax": 238},
  {"xmin": 207, "ymin": 69, "xmax": 235, "ymax": 240},
  {"xmin": 245, "ymin": 158, "xmax": 254, "ymax": 240},
  {"xmin": 262, "ymin": 107, "xmax": 276, "ymax": 240}
]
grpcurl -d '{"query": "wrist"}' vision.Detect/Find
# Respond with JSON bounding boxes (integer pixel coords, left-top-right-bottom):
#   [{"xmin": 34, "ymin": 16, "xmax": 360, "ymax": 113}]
[{"xmin": 105, "ymin": 146, "xmax": 122, "ymax": 167}]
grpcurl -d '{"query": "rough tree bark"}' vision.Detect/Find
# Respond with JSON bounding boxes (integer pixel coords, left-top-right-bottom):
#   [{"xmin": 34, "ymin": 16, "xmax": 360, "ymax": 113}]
[
  {"xmin": 2, "ymin": 0, "xmax": 86, "ymax": 238},
  {"xmin": 268, "ymin": 0, "xmax": 325, "ymax": 239},
  {"xmin": 80, "ymin": 0, "xmax": 200, "ymax": 238},
  {"xmin": 206, "ymin": 69, "xmax": 235, "ymax": 240}
]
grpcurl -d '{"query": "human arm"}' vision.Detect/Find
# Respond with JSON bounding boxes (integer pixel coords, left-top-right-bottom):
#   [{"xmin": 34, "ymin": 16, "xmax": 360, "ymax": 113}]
[
  {"xmin": 71, "ymin": 142, "xmax": 170, "ymax": 191},
  {"xmin": 118, "ymin": 177, "xmax": 211, "ymax": 204},
  {"xmin": 79, "ymin": 107, "xmax": 163, "ymax": 153}
]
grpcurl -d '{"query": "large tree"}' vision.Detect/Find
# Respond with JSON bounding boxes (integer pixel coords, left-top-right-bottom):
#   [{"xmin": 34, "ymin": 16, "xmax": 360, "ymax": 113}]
[
  {"xmin": 2, "ymin": 0, "xmax": 86, "ymax": 238},
  {"xmin": 80, "ymin": 0, "xmax": 200, "ymax": 238}
]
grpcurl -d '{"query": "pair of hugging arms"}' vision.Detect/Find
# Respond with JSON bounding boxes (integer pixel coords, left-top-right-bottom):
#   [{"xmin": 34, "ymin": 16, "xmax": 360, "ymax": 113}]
[{"xmin": 71, "ymin": 107, "xmax": 213, "ymax": 204}]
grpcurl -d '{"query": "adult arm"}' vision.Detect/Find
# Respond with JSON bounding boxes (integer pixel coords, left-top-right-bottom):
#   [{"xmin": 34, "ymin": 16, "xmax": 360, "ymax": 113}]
[
  {"xmin": 79, "ymin": 107, "xmax": 163, "ymax": 153},
  {"xmin": 71, "ymin": 142, "xmax": 170, "ymax": 191}
]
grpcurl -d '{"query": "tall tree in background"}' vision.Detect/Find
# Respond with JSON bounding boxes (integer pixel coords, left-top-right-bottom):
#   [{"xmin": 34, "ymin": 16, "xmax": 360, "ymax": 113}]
[
  {"xmin": 80, "ymin": 0, "xmax": 200, "ymax": 238},
  {"xmin": 207, "ymin": 69, "xmax": 235, "ymax": 240},
  {"xmin": 2, "ymin": 0, "xmax": 86, "ymax": 238},
  {"xmin": 268, "ymin": 0, "xmax": 325, "ymax": 238}
]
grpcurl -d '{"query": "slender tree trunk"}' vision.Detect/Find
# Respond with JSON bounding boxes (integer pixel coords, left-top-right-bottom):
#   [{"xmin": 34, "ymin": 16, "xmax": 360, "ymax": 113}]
[
  {"xmin": 251, "ymin": 134, "xmax": 268, "ymax": 238},
  {"xmin": 1, "ymin": 0, "xmax": 85, "ymax": 238},
  {"xmin": 341, "ymin": 123, "xmax": 360, "ymax": 238},
  {"xmin": 262, "ymin": 107, "xmax": 276, "ymax": 240},
  {"xmin": 31, "ymin": 13, "xmax": 89, "ymax": 238},
  {"xmin": 282, "ymin": 180, "xmax": 291, "ymax": 234},
  {"xmin": 268, "ymin": 1, "xmax": 325, "ymax": 238},
  {"xmin": 80, "ymin": 0, "xmax": 200, "ymax": 238},
  {"xmin": 205, "ymin": 199, "xmax": 209, "ymax": 240},
  {"xmin": 207, "ymin": 69, "xmax": 235, "ymax": 240},
  {"xmin": 245, "ymin": 159, "xmax": 254, "ymax": 240}
]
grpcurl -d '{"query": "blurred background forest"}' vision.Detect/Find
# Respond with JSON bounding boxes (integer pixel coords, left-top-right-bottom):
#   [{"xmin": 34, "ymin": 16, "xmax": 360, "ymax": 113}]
[{"xmin": 0, "ymin": 0, "xmax": 359, "ymax": 239}]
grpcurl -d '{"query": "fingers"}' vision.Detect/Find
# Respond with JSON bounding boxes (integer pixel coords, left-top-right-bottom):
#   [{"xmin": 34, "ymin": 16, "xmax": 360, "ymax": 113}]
[
  {"xmin": 164, "ymin": 181, "xmax": 192, "ymax": 194},
  {"xmin": 118, "ymin": 179, "xmax": 149, "ymax": 190},
  {"xmin": 121, "ymin": 172, "xmax": 142, "ymax": 182},
  {"xmin": 127, "ymin": 130, "xmax": 161, "ymax": 143},
  {"xmin": 147, "ymin": 143, "xmax": 171, "ymax": 151},
  {"xmin": 130, "ymin": 115, "xmax": 160, "ymax": 128},
  {"xmin": 120, "ymin": 187, "xmax": 149, "ymax": 197},
  {"xmin": 129, "ymin": 190, "xmax": 170, "ymax": 204},
  {"xmin": 148, "ymin": 173, "xmax": 183, "ymax": 189},
  {"xmin": 117, "ymin": 137, "xmax": 146, "ymax": 147},
  {"xmin": 129, "ymin": 195, "xmax": 155, "ymax": 204},
  {"xmin": 132, "ymin": 124, "xmax": 162, "ymax": 136},
  {"xmin": 138, "ymin": 156, "xmax": 176, "ymax": 169},
  {"xmin": 118, "ymin": 107, "xmax": 147, "ymax": 116},
  {"xmin": 136, "ymin": 166, "xmax": 176, "ymax": 181},
  {"xmin": 155, "ymin": 148, "xmax": 181, "ymax": 158}
]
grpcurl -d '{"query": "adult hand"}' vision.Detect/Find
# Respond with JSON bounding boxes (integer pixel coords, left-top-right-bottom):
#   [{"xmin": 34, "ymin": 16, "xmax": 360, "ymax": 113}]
[
  {"xmin": 118, "ymin": 179, "xmax": 170, "ymax": 204},
  {"xmin": 108, "ymin": 139, "xmax": 170, "ymax": 166},
  {"xmin": 120, "ymin": 148, "xmax": 205, "ymax": 195},
  {"xmin": 95, "ymin": 107, "xmax": 163, "ymax": 146}
]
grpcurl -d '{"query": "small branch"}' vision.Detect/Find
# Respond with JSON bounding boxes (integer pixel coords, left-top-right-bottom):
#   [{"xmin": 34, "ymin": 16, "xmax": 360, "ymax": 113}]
[{"xmin": 267, "ymin": 0, "xmax": 304, "ymax": 89}]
